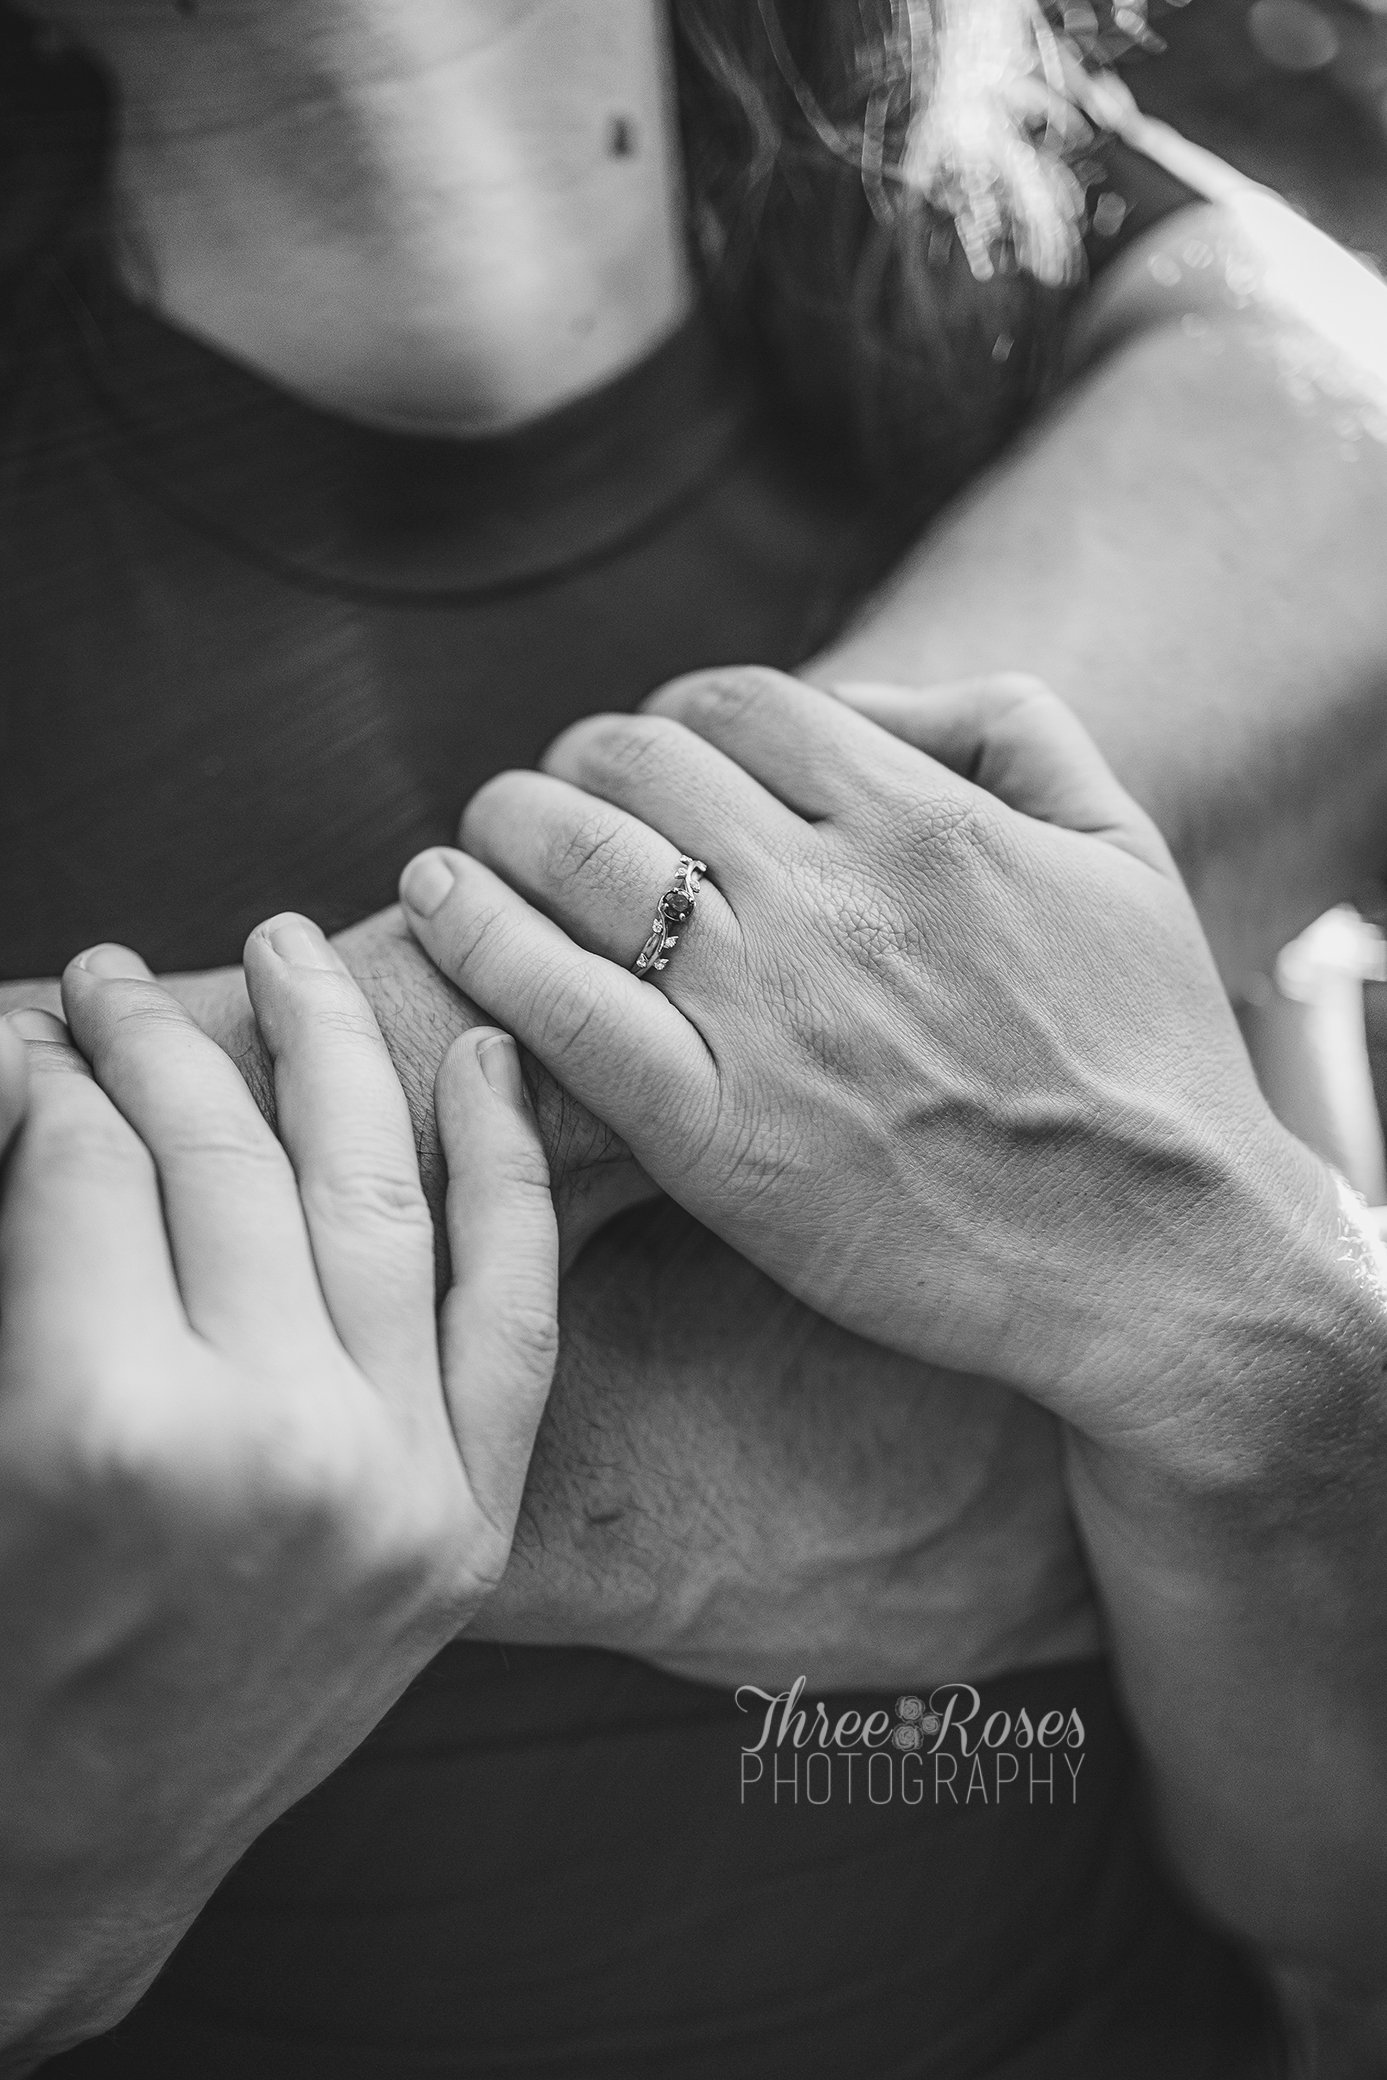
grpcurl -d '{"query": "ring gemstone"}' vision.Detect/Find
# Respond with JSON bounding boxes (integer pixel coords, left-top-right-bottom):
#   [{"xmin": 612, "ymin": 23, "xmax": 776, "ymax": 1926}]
[{"xmin": 633, "ymin": 855, "xmax": 709, "ymax": 979}]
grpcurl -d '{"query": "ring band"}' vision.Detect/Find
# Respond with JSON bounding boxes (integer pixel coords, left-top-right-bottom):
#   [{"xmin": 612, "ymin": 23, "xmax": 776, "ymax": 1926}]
[{"xmin": 633, "ymin": 856, "xmax": 708, "ymax": 978}]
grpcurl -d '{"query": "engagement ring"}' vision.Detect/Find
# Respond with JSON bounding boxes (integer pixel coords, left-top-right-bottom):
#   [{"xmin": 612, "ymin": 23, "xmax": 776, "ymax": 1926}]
[{"xmin": 633, "ymin": 855, "xmax": 707, "ymax": 977}]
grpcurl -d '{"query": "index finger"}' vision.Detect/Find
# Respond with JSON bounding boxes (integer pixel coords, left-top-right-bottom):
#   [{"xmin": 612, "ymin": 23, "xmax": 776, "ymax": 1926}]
[
  {"xmin": 243, "ymin": 914, "xmax": 440, "ymax": 1405},
  {"xmin": 0, "ymin": 1012, "xmax": 186, "ymax": 1390},
  {"xmin": 61, "ymin": 948, "xmax": 326, "ymax": 1363},
  {"xmin": 398, "ymin": 849, "xmax": 716, "ymax": 1156}
]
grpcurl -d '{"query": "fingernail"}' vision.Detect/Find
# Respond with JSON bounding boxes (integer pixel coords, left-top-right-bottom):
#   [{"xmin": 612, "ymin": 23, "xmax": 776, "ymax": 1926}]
[
  {"xmin": 267, "ymin": 916, "xmax": 338, "ymax": 970},
  {"xmin": 7, "ymin": 1007, "xmax": 67, "ymax": 1041},
  {"xmin": 476, "ymin": 1032, "xmax": 528, "ymax": 1111},
  {"xmin": 401, "ymin": 851, "xmax": 457, "ymax": 919},
  {"xmin": 72, "ymin": 943, "xmax": 149, "ymax": 980}
]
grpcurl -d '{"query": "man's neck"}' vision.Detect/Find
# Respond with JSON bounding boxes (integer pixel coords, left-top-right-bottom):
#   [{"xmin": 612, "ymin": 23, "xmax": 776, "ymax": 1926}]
[{"xmin": 56, "ymin": 0, "xmax": 693, "ymax": 433}]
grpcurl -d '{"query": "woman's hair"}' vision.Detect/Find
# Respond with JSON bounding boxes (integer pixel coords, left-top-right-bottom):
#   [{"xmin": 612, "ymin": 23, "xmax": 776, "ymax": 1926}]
[
  {"xmin": 0, "ymin": 0, "xmax": 1144, "ymax": 508},
  {"xmin": 673, "ymin": 0, "xmax": 1148, "ymax": 508}
]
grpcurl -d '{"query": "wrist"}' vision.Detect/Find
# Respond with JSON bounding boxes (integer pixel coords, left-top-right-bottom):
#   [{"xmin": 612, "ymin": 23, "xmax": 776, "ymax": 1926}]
[{"xmin": 1071, "ymin": 1122, "xmax": 1387, "ymax": 1513}]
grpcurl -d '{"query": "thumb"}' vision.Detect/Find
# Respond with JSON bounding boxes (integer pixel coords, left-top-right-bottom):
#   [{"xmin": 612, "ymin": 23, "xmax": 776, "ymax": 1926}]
[
  {"xmin": 434, "ymin": 1028, "xmax": 560, "ymax": 1550},
  {"xmin": 833, "ymin": 674, "xmax": 1175, "ymax": 877}
]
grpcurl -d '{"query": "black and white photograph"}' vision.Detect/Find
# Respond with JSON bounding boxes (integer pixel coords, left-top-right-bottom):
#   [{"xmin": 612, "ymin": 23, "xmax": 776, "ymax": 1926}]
[{"xmin": 3, "ymin": 0, "xmax": 1387, "ymax": 2073}]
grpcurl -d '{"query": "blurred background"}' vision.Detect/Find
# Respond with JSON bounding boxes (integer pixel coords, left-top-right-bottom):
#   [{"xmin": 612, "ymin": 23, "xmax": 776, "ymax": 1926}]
[{"xmin": 1118, "ymin": 0, "xmax": 1387, "ymax": 260}]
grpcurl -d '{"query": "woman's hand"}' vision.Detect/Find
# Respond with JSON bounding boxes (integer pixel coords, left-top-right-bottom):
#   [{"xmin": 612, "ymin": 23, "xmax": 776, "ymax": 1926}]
[
  {"xmin": 398, "ymin": 667, "xmax": 1387, "ymax": 1978},
  {"xmin": 0, "ymin": 916, "xmax": 557, "ymax": 2065},
  {"xmin": 397, "ymin": 666, "xmax": 1358, "ymax": 1470},
  {"xmin": 158, "ymin": 912, "xmax": 655, "ymax": 1276}
]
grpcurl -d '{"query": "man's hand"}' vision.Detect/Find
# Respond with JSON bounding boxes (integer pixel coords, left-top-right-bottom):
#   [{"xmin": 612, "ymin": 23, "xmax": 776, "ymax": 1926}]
[
  {"xmin": 399, "ymin": 666, "xmax": 1387, "ymax": 1983},
  {"xmin": 164, "ymin": 915, "xmax": 1097, "ymax": 1690},
  {"xmin": 0, "ymin": 921, "xmax": 558, "ymax": 2064},
  {"xmin": 473, "ymin": 1197, "xmax": 1100, "ymax": 1689},
  {"xmin": 6, "ymin": 188, "xmax": 1385, "ymax": 1702}
]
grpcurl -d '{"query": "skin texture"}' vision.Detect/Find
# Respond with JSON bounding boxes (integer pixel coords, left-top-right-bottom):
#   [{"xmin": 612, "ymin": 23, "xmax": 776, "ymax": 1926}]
[
  {"xmin": 10, "ymin": 182, "xmax": 1387, "ymax": 1685},
  {"xmin": 836, "ymin": 192, "xmax": 1387, "ymax": 996},
  {"xmin": 9, "ymin": 181, "xmax": 1387, "ymax": 1690},
  {"xmin": 156, "ymin": 915, "xmax": 1102, "ymax": 1692},
  {"xmin": 5, "ymin": 18, "xmax": 1387, "ymax": 2046},
  {"xmin": 490, "ymin": 1194, "xmax": 1097, "ymax": 1688},
  {"xmin": 7, "ymin": 1, "xmax": 1387, "ymax": 1690},
  {"xmin": 104, "ymin": 185, "xmax": 1387, "ymax": 1689},
  {"xmin": 2, "ymin": 4, "xmax": 1386, "ymax": 2063},
  {"xmin": 401, "ymin": 672, "xmax": 1387, "ymax": 1987},
  {"xmin": 0, "ymin": 930, "xmax": 559, "ymax": 2068},
  {"xmin": 30, "ymin": 0, "xmax": 694, "ymax": 434},
  {"xmin": 400, "ymin": 667, "xmax": 1319, "ymax": 1436}
]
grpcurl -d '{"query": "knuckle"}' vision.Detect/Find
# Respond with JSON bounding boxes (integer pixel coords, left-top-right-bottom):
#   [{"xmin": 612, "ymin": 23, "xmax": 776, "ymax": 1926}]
[
  {"xmin": 899, "ymin": 785, "xmax": 987, "ymax": 857},
  {"xmin": 282, "ymin": 971, "xmax": 380, "ymax": 1037},
  {"xmin": 1011, "ymin": 685, "xmax": 1078, "ymax": 746},
  {"xmin": 522, "ymin": 966, "xmax": 606, "ymax": 1069},
  {"xmin": 302, "ymin": 1159, "xmax": 434, "ymax": 1246},
  {"xmin": 102, "ymin": 981, "xmax": 184, "ymax": 1022},
  {"xmin": 30, "ymin": 1363, "xmax": 191, "ymax": 1520},
  {"xmin": 23, "ymin": 1082, "xmax": 153, "ymax": 1191},
  {"xmin": 96, "ymin": 986, "xmax": 197, "ymax": 1057},
  {"xmin": 985, "ymin": 670, "xmax": 1060, "ymax": 711},
  {"xmin": 159, "ymin": 1111, "xmax": 290, "ymax": 1183},
  {"xmin": 657, "ymin": 663, "xmax": 780, "ymax": 727},
  {"xmin": 493, "ymin": 1295, "xmax": 561, "ymax": 1382},
  {"xmin": 573, "ymin": 714, "xmax": 673, "ymax": 795},
  {"xmin": 200, "ymin": 1377, "xmax": 388, "ymax": 1539},
  {"xmin": 9, "ymin": 1011, "xmax": 84, "ymax": 1076},
  {"xmin": 434, "ymin": 887, "xmax": 515, "ymax": 980},
  {"xmin": 256, "ymin": 1404, "xmax": 377, "ymax": 1525},
  {"xmin": 16, "ymin": 1352, "xmax": 421, "ymax": 1574},
  {"xmin": 293, "ymin": 1446, "xmax": 470, "ymax": 1617},
  {"xmin": 973, "ymin": 677, "xmax": 1079, "ymax": 763},
  {"xmin": 543, "ymin": 808, "xmax": 633, "ymax": 898},
  {"xmin": 483, "ymin": 1131, "xmax": 556, "ymax": 1204}
]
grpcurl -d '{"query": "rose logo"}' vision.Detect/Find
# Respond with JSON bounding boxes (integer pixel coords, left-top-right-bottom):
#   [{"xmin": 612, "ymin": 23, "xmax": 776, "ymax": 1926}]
[{"xmin": 895, "ymin": 1694, "xmax": 940, "ymax": 1738}]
